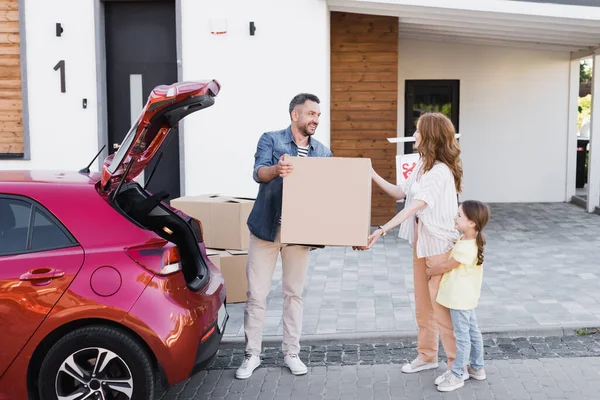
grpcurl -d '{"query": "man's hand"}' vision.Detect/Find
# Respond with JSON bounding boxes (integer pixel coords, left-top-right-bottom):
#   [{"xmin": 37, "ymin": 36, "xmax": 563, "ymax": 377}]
[
  {"xmin": 352, "ymin": 245, "xmax": 368, "ymax": 251},
  {"xmin": 276, "ymin": 154, "xmax": 293, "ymax": 177}
]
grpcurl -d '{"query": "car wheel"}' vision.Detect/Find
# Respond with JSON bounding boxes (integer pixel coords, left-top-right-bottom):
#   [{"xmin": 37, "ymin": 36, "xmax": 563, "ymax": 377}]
[{"xmin": 38, "ymin": 326, "xmax": 155, "ymax": 400}]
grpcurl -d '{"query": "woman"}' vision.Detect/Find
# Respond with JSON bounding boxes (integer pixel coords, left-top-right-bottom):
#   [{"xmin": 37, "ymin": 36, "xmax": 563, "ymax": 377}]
[{"xmin": 366, "ymin": 112, "xmax": 463, "ymax": 374}]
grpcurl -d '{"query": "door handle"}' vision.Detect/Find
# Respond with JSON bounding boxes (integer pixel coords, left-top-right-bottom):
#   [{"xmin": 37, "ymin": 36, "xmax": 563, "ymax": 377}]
[
  {"xmin": 20, "ymin": 268, "xmax": 65, "ymax": 282},
  {"xmin": 113, "ymin": 143, "xmax": 121, "ymax": 150}
]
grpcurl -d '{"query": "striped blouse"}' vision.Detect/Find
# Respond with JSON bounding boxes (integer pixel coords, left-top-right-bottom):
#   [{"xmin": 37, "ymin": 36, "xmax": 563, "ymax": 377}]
[{"xmin": 398, "ymin": 158, "xmax": 460, "ymax": 259}]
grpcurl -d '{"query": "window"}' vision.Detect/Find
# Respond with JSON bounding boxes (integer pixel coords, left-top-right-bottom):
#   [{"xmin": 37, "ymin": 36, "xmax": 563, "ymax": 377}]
[
  {"xmin": 404, "ymin": 80, "xmax": 460, "ymax": 154},
  {"xmin": 0, "ymin": 196, "xmax": 76, "ymax": 256},
  {"xmin": 31, "ymin": 209, "xmax": 73, "ymax": 251},
  {"xmin": 0, "ymin": 198, "xmax": 32, "ymax": 255}
]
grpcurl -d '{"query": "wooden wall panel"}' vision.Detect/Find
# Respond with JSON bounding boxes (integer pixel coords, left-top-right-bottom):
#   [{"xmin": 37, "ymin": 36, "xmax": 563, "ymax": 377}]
[
  {"xmin": 0, "ymin": 0, "xmax": 22, "ymax": 157},
  {"xmin": 330, "ymin": 12, "xmax": 399, "ymax": 226}
]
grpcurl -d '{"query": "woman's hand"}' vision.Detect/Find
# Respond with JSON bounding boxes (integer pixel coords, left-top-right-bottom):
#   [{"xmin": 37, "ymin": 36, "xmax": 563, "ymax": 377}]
[
  {"xmin": 366, "ymin": 228, "xmax": 383, "ymax": 249},
  {"xmin": 352, "ymin": 227, "xmax": 383, "ymax": 250}
]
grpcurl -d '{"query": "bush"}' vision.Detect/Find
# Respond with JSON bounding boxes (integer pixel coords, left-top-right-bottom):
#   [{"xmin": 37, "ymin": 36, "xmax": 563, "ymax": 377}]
[{"xmin": 579, "ymin": 94, "xmax": 592, "ymax": 130}]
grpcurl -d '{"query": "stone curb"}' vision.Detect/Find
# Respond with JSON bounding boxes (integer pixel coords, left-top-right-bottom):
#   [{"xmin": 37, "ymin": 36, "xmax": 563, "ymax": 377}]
[{"xmin": 219, "ymin": 323, "xmax": 600, "ymax": 348}]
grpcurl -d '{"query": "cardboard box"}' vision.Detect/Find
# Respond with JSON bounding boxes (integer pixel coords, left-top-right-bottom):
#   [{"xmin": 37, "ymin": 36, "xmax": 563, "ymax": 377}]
[
  {"xmin": 280, "ymin": 156, "xmax": 372, "ymax": 247},
  {"xmin": 206, "ymin": 249, "xmax": 221, "ymax": 270},
  {"xmin": 207, "ymin": 249, "xmax": 248, "ymax": 303},
  {"xmin": 171, "ymin": 195, "xmax": 254, "ymax": 250}
]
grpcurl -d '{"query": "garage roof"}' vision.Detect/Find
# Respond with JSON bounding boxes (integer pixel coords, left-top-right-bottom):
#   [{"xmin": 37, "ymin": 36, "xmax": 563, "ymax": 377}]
[{"xmin": 327, "ymin": 0, "xmax": 600, "ymax": 54}]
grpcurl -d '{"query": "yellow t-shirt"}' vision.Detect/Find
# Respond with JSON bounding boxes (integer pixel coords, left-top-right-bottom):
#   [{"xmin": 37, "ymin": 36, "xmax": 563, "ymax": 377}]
[{"xmin": 436, "ymin": 236, "xmax": 483, "ymax": 310}]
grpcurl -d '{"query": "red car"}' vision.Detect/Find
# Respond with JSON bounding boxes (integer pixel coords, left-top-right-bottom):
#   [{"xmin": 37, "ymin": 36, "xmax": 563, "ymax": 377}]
[{"xmin": 0, "ymin": 80, "xmax": 228, "ymax": 400}]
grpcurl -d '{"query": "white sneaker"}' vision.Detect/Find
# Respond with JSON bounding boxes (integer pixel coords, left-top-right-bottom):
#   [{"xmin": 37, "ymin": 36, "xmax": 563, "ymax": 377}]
[
  {"xmin": 235, "ymin": 354, "xmax": 261, "ymax": 379},
  {"xmin": 401, "ymin": 358, "xmax": 439, "ymax": 373},
  {"xmin": 467, "ymin": 365, "xmax": 487, "ymax": 380},
  {"xmin": 284, "ymin": 354, "xmax": 308, "ymax": 376},
  {"xmin": 435, "ymin": 369, "xmax": 470, "ymax": 385},
  {"xmin": 437, "ymin": 372, "xmax": 465, "ymax": 392}
]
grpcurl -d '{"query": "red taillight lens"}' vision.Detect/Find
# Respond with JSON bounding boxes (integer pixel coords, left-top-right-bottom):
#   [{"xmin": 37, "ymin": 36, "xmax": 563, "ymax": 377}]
[{"xmin": 126, "ymin": 242, "xmax": 182, "ymax": 275}]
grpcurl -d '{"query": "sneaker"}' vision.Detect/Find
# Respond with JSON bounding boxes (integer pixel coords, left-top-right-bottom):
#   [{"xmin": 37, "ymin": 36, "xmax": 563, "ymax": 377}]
[
  {"xmin": 435, "ymin": 370, "xmax": 469, "ymax": 385},
  {"xmin": 235, "ymin": 354, "xmax": 261, "ymax": 379},
  {"xmin": 284, "ymin": 353, "xmax": 308, "ymax": 375},
  {"xmin": 437, "ymin": 372, "xmax": 465, "ymax": 392},
  {"xmin": 468, "ymin": 365, "xmax": 487, "ymax": 380},
  {"xmin": 401, "ymin": 358, "xmax": 439, "ymax": 373}
]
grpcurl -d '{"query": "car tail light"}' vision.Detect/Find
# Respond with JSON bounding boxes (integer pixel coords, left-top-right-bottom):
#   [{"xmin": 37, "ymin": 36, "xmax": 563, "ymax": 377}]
[
  {"xmin": 201, "ymin": 326, "xmax": 215, "ymax": 343},
  {"xmin": 126, "ymin": 242, "xmax": 182, "ymax": 276}
]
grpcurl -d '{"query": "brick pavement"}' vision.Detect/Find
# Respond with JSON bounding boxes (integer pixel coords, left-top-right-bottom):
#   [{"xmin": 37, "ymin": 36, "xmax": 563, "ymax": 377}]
[
  {"xmin": 157, "ymin": 333, "xmax": 600, "ymax": 400},
  {"xmin": 223, "ymin": 202, "xmax": 600, "ymax": 340}
]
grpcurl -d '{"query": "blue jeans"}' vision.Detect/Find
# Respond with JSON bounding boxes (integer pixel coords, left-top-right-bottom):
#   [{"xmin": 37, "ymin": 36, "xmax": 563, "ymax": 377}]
[{"xmin": 450, "ymin": 309, "xmax": 484, "ymax": 378}]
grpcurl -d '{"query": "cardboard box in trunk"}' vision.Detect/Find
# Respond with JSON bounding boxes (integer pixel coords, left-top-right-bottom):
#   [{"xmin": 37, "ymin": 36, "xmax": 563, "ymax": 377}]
[
  {"xmin": 170, "ymin": 194, "xmax": 254, "ymax": 251},
  {"xmin": 280, "ymin": 156, "xmax": 372, "ymax": 247},
  {"xmin": 206, "ymin": 249, "xmax": 221, "ymax": 270},
  {"xmin": 207, "ymin": 249, "xmax": 248, "ymax": 304}
]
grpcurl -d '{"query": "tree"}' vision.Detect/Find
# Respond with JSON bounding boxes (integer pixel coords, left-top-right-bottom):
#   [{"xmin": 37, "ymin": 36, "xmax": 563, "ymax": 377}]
[{"xmin": 581, "ymin": 59, "xmax": 593, "ymax": 83}]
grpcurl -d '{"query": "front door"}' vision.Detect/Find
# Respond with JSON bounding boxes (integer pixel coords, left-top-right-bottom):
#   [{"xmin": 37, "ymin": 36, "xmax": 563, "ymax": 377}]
[
  {"xmin": 104, "ymin": 0, "xmax": 179, "ymax": 201},
  {"xmin": 404, "ymin": 80, "xmax": 460, "ymax": 154}
]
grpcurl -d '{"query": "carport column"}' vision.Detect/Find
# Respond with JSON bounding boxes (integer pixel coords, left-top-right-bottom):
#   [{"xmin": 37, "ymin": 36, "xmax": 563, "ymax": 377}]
[
  {"xmin": 588, "ymin": 53, "xmax": 600, "ymax": 212},
  {"xmin": 566, "ymin": 59, "xmax": 580, "ymax": 201}
]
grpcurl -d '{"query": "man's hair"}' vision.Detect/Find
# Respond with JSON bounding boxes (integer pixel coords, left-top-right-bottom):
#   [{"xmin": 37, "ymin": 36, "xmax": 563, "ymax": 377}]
[{"xmin": 289, "ymin": 93, "xmax": 320, "ymax": 116}]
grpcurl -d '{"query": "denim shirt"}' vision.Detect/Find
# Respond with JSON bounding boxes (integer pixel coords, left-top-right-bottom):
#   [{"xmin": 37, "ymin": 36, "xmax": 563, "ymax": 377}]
[{"xmin": 247, "ymin": 125, "xmax": 333, "ymax": 242}]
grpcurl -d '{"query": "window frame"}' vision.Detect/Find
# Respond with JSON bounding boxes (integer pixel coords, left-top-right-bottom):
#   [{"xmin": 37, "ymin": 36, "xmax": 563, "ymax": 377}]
[{"xmin": 0, "ymin": 194, "xmax": 79, "ymax": 256}]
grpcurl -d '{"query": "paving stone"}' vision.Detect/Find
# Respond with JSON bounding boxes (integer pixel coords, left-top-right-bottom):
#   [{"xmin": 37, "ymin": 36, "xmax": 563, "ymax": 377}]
[
  {"xmin": 164, "ymin": 356, "xmax": 596, "ymax": 400},
  {"xmin": 222, "ymin": 203, "xmax": 600, "ymax": 340}
]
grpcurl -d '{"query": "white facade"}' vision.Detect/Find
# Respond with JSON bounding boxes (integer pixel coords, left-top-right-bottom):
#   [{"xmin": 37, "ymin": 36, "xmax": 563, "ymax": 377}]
[
  {"xmin": 180, "ymin": 0, "xmax": 330, "ymax": 198},
  {"xmin": 4, "ymin": 0, "xmax": 600, "ymax": 206},
  {"xmin": 3, "ymin": 0, "xmax": 99, "ymax": 171},
  {"xmin": 398, "ymin": 39, "xmax": 571, "ymax": 202}
]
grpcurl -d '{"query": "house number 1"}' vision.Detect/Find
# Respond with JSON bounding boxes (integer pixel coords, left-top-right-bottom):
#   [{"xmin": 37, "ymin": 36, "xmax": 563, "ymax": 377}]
[{"xmin": 53, "ymin": 60, "xmax": 66, "ymax": 93}]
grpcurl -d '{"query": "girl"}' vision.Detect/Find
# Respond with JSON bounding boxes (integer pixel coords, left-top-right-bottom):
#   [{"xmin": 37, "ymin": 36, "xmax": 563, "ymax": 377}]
[{"xmin": 426, "ymin": 200, "xmax": 490, "ymax": 392}]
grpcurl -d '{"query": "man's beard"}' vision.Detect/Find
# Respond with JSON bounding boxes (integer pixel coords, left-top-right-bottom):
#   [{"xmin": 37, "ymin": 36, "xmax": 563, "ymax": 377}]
[{"xmin": 302, "ymin": 124, "xmax": 316, "ymax": 136}]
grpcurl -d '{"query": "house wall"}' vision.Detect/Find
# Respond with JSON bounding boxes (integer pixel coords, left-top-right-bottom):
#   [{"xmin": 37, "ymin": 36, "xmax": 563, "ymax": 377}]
[
  {"xmin": 1, "ymin": 1, "xmax": 574, "ymax": 205},
  {"xmin": 398, "ymin": 38, "xmax": 571, "ymax": 203},
  {"xmin": 1, "ymin": 0, "xmax": 329, "ymax": 202},
  {"xmin": 179, "ymin": 0, "xmax": 330, "ymax": 199},
  {"xmin": 1, "ymin": 0, "xmax": 98, "ymax": 171}
]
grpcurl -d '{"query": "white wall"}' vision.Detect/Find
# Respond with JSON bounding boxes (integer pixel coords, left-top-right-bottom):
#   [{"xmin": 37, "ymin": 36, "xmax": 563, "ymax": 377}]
[
  {"xmin": 0, "ymin": 0, "xmax": 99, "ymax": 171},
  {"xmin": 180, "ymin": 0, "xmax": 330, "ymax": 199},
  {"xmin": 398, "ymin": 39, "xmax": 571, "ymax": 203}
]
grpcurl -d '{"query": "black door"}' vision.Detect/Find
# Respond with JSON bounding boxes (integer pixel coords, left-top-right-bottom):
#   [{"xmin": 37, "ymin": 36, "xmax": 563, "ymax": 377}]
[
  {"xmin": 404, "ymin": 80, "xmax": 460, "ymax": 154},
  {"xmin": 104, "ymin": 0, "xmax": 179, "ymax": 200}
]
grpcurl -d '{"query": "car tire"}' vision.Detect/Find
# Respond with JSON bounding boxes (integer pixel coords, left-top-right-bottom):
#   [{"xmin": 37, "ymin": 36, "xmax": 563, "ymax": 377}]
[{"xmin": 38, "ymin": 325, "xmax": 155, "ymax": 400}]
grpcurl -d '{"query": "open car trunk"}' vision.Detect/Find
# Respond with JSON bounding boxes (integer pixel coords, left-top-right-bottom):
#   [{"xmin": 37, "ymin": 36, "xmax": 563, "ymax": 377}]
[
  {"xmin": 114, "ymin": 181, "xmax": 209, "ymax": 291},
  {"xmin": 98, "ymin": 81, "xmax": 221, "ymax": 292}
]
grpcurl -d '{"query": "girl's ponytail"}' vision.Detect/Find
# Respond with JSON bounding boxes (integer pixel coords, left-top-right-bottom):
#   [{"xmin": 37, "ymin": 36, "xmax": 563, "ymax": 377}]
[
  {"xmin": 460, "ymin": 200, "xmax": 490, "ymax": 266},
  {"xmin": 475, "ymin": 230, "xmax": 486, "ymax": 266}
]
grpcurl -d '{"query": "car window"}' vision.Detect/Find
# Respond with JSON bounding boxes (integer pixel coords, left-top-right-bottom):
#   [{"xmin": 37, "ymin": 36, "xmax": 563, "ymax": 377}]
[
  {"xmin": 0, "ymin": 196, "xmax": 76, "ymax": 256},
  {"xmin": 0, "ymin": 198, "xmax": 32, "ymax": 255},
  {"xmin": 31, "ymin": 209, "xmax": 73, "ymax": 251}
]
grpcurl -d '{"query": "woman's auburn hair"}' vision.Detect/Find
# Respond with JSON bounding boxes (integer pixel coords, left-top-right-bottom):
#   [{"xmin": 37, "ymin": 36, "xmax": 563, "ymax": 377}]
[{"xmin": 416, "ymin": 112, "xmax": 463, "ymax": 193}]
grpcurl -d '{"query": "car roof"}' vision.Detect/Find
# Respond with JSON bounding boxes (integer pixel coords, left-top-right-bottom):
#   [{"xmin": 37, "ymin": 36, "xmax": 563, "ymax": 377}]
[{"xmin": 0, "ymin": 170, "xmax": 101, "ymax": 185}]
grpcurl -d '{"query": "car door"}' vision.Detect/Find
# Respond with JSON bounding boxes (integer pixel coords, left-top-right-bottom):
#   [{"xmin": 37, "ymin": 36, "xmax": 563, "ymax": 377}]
[{"xmin": 0, "ymin": 196, "xmax": 85, "ymax": 377}]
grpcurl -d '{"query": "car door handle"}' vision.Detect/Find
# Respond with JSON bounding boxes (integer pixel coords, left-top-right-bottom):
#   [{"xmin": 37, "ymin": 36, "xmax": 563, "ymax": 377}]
[{"xmin": 20, "ymin": 268, "xmax": 65, "ymax": 282}]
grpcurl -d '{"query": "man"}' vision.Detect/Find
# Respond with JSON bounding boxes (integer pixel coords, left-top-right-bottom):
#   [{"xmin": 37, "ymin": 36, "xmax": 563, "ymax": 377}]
[{"xmin": 235, "ymin": 93, "xmax": 332, "ymax": 379}]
